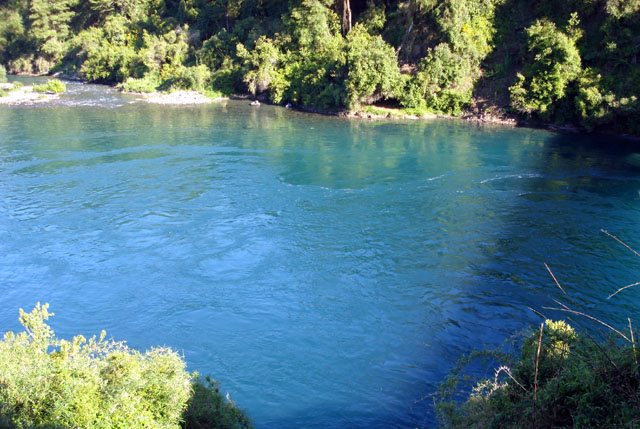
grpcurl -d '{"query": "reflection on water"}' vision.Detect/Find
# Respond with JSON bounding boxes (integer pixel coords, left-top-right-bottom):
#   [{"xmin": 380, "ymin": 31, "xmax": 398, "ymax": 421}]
[{"xmin": 0, "ymin": 86, "xmax": 639, "ymax": 428}]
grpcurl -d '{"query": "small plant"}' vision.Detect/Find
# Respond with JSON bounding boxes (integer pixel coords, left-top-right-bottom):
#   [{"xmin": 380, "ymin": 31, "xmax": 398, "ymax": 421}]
[
  {"xmin": 0, "ymin": 89, "xmax": 7, "ymax": 97},
  {"xmin": 9, "ymin": 81, "xmax": 23, "ymax": 91},
  {"xmin": 32, "ymin": 79, "xmax": 66, "ymax": 94}
]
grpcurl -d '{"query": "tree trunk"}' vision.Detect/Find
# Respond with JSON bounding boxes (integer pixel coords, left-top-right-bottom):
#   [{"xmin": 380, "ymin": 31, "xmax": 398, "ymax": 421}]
[{"xmin": 342, "ymin": 0, "xmax": 352, "ymax": 34}]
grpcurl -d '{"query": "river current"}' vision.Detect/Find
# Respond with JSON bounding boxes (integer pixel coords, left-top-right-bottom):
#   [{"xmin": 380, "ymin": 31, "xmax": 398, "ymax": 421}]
[{"xmin": 1, "ymin": 78, "xmax": 639, "ymax": 427}]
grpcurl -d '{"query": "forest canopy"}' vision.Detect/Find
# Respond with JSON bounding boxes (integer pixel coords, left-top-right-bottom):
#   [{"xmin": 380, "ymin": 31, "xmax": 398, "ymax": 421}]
[{"xmin": 0, "ymin": 0, "xmax": 638, "ymax": 133}]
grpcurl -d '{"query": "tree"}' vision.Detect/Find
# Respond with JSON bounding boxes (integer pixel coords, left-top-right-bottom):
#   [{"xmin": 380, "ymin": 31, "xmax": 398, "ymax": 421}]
[
  {"xmin": 236, "ymin": 35, "xmax": 281, "ymax": 95},
  {"xmin": 345, "ymin": 23, "xmax": 401, "ymax": 109},
  {"xmin": 28, "ymin": 0, "xmax": 76, "ymax": 70}
]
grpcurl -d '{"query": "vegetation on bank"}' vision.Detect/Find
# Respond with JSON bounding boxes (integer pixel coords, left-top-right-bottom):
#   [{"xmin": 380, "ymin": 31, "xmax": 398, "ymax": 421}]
[
  {"xmin": 0, "ymin": 303, "xmax": 251, "ymax": 429},
  {"xmin": 438, "ymin": 319, "xmax": 640, "ymax": 427},
  {"xmin": 0, "ymin": 0, "xmax": 638, "ymax": 133},
  {"xmin": 32, "ymin": 78, "xmax": 66, "ymax": 93},
  {"xmin": 439, "ymin": 232, "xmax": 640, "ymax": 427}
]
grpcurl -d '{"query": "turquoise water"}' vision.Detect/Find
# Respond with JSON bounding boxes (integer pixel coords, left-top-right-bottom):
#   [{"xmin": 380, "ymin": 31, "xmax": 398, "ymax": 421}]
[{"xmin": 1, "ymin": 79, "xmax": 639, "ymax": 427}]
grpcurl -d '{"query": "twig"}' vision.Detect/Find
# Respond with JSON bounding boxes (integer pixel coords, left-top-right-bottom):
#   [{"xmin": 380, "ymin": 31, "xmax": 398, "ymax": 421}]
[
  {"xmin": 545, "ymin": 263, "xmax": 568, "ymax": 296},
  {"xmin": 607, "ymin": 282, "xmax": 640, "ymax": 300},
  {"xmin": 528, "ymin": 307, "xmax": 547, "ymax": 320},
  {"xmin": 534, "ymin": 323, "xmax": 544, "ymax": 428},
  {"xmin": 552, "ymin": 299, "xmax": 571, "ymax": 310},
  {"xmin": 542, "ymin": 307, "xmax": 630, "ymax": 342},
  {"xmin": 630, "ymin": 318, "xmax": 638, "ymax": 366},
  {"xmin": 601, "ymin": 229, "xmax": 640, "ymax": 257}
]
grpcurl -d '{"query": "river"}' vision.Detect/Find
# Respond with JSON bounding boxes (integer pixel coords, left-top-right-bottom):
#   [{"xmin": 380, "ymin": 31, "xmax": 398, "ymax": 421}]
[{"xmin": 1, "ymin": 78, "xmax": 639, "ymax": 427}]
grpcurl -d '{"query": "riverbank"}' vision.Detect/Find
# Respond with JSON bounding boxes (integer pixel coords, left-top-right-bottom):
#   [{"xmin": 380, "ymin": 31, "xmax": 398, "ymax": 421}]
[{"xmin": 4, "ymin": 75, "xmax": 638, "ymax": 141}]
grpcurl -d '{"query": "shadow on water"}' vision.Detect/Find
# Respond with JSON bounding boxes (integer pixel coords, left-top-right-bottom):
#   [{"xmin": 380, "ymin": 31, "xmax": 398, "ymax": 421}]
[{"xmin": 423, "ymin": 129, "xmax": 640, "ymax": 425}]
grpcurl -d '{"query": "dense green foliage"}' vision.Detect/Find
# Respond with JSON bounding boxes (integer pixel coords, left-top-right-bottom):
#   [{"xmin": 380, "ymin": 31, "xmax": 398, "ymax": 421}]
[
  {"xmin": 0, "ymin": 0, "xmax": 638, "ymax": 132},
  {"xmin": 0, "ymin": 303, "xmax": 251, "ymax": 429},
  {"xmin": 438, "ymin": 319, "xmax": 640, "ymax": 427},
  {"xmin": 509, "ymin": 17, "xmax": 582, "ymax": 120},
  {"xmin": 0, "ymin": 64, "xmax": 6, "ymax": 82}
]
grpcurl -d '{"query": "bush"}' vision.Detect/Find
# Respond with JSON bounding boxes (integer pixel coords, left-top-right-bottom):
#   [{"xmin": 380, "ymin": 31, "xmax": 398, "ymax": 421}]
[
  {"xmin": 33, "ymin": 79, "xmax": 66, "ymax": 93},
  {"xmin": 237, "ymin": 35, "xmax": 281, "ymax": 96},
  {"xmin": 0, "ymin": 304, "xmax": 251, "ymax": 429},
  {"xmin": 438, "ymin": 319, "xmax": 640, "ymax": 427},
  {"xmin": 0, "ymin": 303, "xmax": 189, "ymax": 427},
  {"xmin": 400, "ymin": 43, "xmax": 472, "ymax": 115},
  {"xmin": 119, "ymin": 74, "xmax": 160, "ymax": 93},
  {"xmin": 0, "ymin": 64, "xmax": 6, "ymax": 82},
  {"xmin": 183, "ymin": 375, "xmax": 252, "ymax": 429},
  {"xmin": 345, "ymin": 23, "xmax": 402, "ymax": 110},
  {"xmin": 509, "ymin": 18, "xmax": 582, "ymax": 119},
  {"xmin": 159, "ymin": 64, "xmax": 210, "ymax": 92},
  {"xmin": 197, "ymin": 31, "xmax": 236, "ymax": 71},
  {"xmin": 209, "ymin": 58, "xmax": 242, "ymax": 96},
  {"xmin": 274, "ymin": 0, "xmax": 347, "ymax": 109}
]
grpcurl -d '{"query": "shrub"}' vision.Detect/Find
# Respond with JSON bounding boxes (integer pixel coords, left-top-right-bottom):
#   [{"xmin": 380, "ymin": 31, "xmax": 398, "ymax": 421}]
[
  {"xmin": 400, "ymin": 43, "xmax": 472, "ymax": 115},
  {"xmin": 0, "ymin": 304, "xmax": 252, "ymax": 429},
  {"xmin": 0, "ymin": 64, "xmax": 6, "ymax": 82},
  {"xmin": 33, "ymin": 79, "xmax": 66, "ymax": 93},
  {"xmin": 8, "ymin": 56, "xmax": 34, "ymax": 74},
  {"xmin": 183, "ymin": 375, "xmax": 252, "ymax": 429},
  {"xmin": 438, "ymin": 319, "xmax": 640, "ymax": 427},
  {"xmin": 119, "ymin": 74, "xmax": 160, "ymax": 93},
  {"xmin": 0, "ymin": 303, "xmax": 189, "ymax": 427},
  {"xmin": 345, "ymin": 23, "xmax": 402, "ymax": 110},
  {"xmin": 237, "ymin": 35, "xmax": 281, "ymax": 96},
  {"xmin": 274, "ymin": 0, "xmax": 348, "ymax": 109},
  {"xmin": 197, "ymin": 31, "xmax": 236, "ymax": 71},
  {"xmin": 209, "ymin": 58, "xmax": 242, "ymax": 96},
  {"xmin": 509, "ymin": 18, "xmax": 582, "ymax": 119},
  {"xmin": 159, "ymin": 64, "xmax": 210, "ymax": 92}
]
